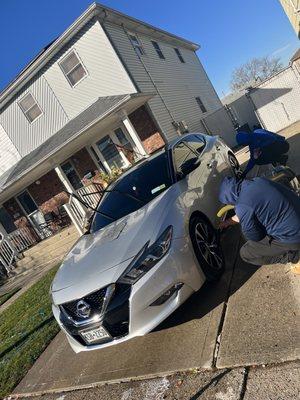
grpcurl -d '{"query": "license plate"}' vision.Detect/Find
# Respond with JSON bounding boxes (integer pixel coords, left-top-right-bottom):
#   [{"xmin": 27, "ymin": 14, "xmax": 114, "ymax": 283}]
[{"xmin": 80, "ymin": 326, "xmax": 111, "ymax": 344}]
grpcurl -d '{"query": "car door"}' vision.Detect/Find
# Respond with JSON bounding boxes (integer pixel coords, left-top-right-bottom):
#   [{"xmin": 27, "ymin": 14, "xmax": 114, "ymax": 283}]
[
  {"xmin": 172, "ymin": 138, "xmax": 204, "ymax": 212},
  {"xmin": 179, "ymin": 134, "xmax": 227, "ymax": 227}
]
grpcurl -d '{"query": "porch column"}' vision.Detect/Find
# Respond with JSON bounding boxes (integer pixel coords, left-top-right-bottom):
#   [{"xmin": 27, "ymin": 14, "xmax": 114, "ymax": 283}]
[
  {"xmin": 54, "ymin": 166, "xmax": 74, "ymax": 195},
  {"xmin": 118, "ymin": 110, "xmax": 147, "ymax": 156},
  {"xmin": 55, "ymin": 166, "xmax": 86, "ymax": 236}
]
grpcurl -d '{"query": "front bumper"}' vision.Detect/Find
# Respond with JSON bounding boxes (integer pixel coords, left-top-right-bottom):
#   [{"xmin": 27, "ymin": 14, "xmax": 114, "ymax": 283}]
[{"xmin": 52, "ymin": 236, "xmax": 205, "ymax": 352}]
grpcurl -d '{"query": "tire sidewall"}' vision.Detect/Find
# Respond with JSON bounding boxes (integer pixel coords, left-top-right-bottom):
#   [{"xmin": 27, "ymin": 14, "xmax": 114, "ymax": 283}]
[{"xmin": 190, "ymin": 215, "xmax": 225, "ymax": 282}]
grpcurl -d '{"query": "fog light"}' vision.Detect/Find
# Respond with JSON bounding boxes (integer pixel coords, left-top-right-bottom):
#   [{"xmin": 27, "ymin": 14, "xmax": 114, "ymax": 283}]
[{"xmin": 150, "ymin": 283, "xmax": 183, "ymax": 306}]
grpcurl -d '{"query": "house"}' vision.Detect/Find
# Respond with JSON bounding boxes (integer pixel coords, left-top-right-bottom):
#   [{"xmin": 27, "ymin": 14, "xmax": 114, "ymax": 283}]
[
  {"xmin": 0, "ymin": 2, "xmax": 227, "ymax": 270},
  {"xmin": 279, "ymin": 0, "xmax": 300, "ymax": 38},
  {"xmin": 247, "ymin": 49, "xmax": 300, "ymax": 132}
]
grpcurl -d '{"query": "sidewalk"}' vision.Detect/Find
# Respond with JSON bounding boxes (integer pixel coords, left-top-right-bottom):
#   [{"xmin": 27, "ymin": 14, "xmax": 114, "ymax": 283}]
[{"xmin": 13, "ymin": 361, "xmax": 300, "ymax": 399}]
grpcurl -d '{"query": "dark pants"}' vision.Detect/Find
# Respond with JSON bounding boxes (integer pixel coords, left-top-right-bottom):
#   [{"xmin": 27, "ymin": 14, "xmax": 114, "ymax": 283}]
[
  {"xmin": 256, "ymin": 141, "xmax": 289, "ymax": 165},
  {"xmin": 240, "ymin": 236, "xmax": 300, "ymax": 266}
]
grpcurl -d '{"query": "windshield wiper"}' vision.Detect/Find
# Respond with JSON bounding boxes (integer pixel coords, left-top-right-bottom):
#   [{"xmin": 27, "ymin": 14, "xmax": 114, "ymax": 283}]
[{"xmin": 65, "ymin": 191, "xmax": 115, "ymax": 221}]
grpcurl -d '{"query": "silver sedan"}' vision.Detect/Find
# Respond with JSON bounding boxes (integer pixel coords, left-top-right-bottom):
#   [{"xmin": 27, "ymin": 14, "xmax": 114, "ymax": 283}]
[{"xmin": 51, "ymin": 133, "xmax": 238, "ymax": 352}]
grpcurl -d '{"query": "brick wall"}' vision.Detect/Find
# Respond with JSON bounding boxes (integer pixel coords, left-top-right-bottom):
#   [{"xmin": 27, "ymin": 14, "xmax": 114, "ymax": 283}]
[
  {"xmin": 27, "ymin": 170, "xmax": 69, "ymax": 215},
  {"xmin": 129, "ymin": 106, "xmax": 165, "ymax": 154}
]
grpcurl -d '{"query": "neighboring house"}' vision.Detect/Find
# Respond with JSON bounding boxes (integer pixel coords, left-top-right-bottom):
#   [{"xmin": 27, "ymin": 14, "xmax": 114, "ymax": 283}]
[
  {"xmin": 0, "ymin": 2, "xmax": 226, "ymax": 265},
  {"xmin": 247, "ymin": 49, "xmax": 300, "ymax": 132},
  {"xmin": 279, "ymin": 0, "xmax": 300, "ymax": 38},
  {"xmin": 221, "ymin": 85, "xmax": 260, "ymax": 132}
]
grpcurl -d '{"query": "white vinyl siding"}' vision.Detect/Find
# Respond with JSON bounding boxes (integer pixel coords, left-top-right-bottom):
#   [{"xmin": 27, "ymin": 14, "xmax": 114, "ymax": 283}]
[
  {"xmin": 0, "ymin": 74, "xmax": 68, "ymax": 156},
  {"xmin": 44, "ymin": 19, "xmax": 136, "ymax": 119},
  {"xmin": 0, "ymin": 124, "xmax": 21, "ymax": 174},
  {"xmin": 103, "ymin": 21, "xmax": 222, "ymax": 140}
]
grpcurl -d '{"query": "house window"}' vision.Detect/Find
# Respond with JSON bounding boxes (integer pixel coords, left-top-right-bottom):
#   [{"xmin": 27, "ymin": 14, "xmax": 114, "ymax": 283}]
[
  {"xmin": 18, "ymin": 93, "xmax": 42, "ymax": 123},
  {"xmin": 129, "ymin": 34, "xmax": 144, "ymax": 56},
  {"xmin": 115, "ymin": 128, "xmax": 134, "ymax": 152},
  {"xmin": 195, "ymin": 96, "xmax": 207, "ymax": 113},
  {"xmin": 61, "ymin": 161, "xmax": 83, "ymax": 190},
  {"xmin": 89, "ymin": 146, "xmax": 107, "ymax": 173},
  {"xmin": 59, "ymin": 50, "xmax": 87, "ymax": 87},
  {"xmin": 151, "ymin": 41, "xmax": 165, "ymax": 59},
  {"xmin": 174, "ymin": 48, "xmax": 185, "ymax": 63},
  {"xmin": 96, "ymin": 135, "xmax": 124, "ymax": 170},
  {"xmin": 16, "ymin": 191, "xmax": 38, "ymax": 215}
]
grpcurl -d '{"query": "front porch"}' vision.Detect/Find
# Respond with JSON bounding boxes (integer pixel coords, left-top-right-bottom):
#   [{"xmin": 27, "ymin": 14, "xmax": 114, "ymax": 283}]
[{"xmin": 0, "ymin": 93, "xmax": 165, "ymax": 275}]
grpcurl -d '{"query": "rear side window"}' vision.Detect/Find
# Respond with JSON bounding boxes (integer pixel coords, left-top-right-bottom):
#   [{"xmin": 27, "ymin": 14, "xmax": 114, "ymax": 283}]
[
  {"xmin": 173, "ymin": 141, "xmax": 199, "ymax": 178},
  {"xmin": 184, "ymin": 135, "xmax": 206, "ymax": 155}
]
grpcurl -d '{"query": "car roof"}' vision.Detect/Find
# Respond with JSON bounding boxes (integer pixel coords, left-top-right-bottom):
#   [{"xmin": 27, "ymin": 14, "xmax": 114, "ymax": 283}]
[{"xmin": 166, "ymin": 132, "xmax": 207, "ymax": 149}]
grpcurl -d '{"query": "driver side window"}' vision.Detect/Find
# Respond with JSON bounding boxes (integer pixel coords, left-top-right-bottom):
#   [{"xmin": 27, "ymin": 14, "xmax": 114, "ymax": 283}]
[{"xmin": 173, "ymin": 141, "xmax": 199, "ymax": 179}]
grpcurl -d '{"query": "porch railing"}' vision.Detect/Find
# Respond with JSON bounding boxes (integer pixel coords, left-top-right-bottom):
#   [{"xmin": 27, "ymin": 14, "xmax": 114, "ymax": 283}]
[
  {"xmin": 63, "ymin": 183, "xmax": 103, "ymax": 236},
  {"xmin": 76, "ymin": 183, "xmax": 103, "ymax": 209},
  {"xmin": 0, "ymin": 233, "xmax": 16, "ymax": 275},
  {"xmin": 7, "ymin": 227, "xmax": 38, "ymax": 253}
]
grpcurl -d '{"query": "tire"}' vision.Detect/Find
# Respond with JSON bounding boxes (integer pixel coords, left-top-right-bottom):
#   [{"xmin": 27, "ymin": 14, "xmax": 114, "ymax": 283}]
[
  {"xmin": 190, "ymin": 215, "xmax": 225, "ymax": 282},
  {"xmin": 228, "ymin": 153, "xmax": 242, "ymax": 178}
]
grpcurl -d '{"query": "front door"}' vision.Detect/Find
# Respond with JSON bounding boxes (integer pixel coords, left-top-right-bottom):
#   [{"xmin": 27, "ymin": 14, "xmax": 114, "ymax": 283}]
[{"xmin": 16, "ymin": 190, "xmax": 49, "ymax": 238}]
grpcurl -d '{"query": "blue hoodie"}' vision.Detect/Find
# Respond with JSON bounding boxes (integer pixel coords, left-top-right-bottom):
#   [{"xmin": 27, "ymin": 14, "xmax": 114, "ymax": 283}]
[
  {"xmin": 219, "ymin": 177, "xmax": 300, "ymax": 243},
  {"xmin": 236, "ymin": 129, "xmax": 286, "ymax": 175}
]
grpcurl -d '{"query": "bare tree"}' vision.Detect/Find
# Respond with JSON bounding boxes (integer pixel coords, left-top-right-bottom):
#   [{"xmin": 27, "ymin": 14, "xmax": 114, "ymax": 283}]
[{"xmin": 230, "ymin": 56, "xmax": 283, "ymax": 91}]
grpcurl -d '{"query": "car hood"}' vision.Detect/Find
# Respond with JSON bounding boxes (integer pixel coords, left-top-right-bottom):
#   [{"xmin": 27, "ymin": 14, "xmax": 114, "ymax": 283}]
[{"xmin": 51, "ymin": 186, "xmax": 176, "ymax": 301}]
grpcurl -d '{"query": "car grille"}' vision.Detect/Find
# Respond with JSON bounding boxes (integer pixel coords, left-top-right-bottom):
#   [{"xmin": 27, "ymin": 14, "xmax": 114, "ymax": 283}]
[
  {"xmin": 60, "ymin": 283, "xmax": 131, "ymax": 345},
  {"xmin": 62, "ymin": 286, "xmax": 107, "ymax": 320}
]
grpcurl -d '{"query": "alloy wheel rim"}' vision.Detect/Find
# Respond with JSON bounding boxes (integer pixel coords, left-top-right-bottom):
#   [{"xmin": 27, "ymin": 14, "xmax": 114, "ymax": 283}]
[{"xmin": 195, "ymin": 222, "xmax": 223, "ymax": 270}]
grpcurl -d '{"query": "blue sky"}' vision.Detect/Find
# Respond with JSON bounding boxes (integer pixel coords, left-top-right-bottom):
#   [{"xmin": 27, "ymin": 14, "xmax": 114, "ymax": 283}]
[{"xmin": 1, "ymin": 0, "xmax": 299, "ymax": 97}]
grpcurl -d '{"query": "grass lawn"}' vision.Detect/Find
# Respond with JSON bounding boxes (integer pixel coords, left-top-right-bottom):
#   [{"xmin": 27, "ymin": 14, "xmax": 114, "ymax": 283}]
[
  {"xmin": 0, "ymin": 288, "xmax": 20, "ymax": 307},
  {"xmin": 0, "ymin": 265, "xmax": 60, "ymax": 399}
]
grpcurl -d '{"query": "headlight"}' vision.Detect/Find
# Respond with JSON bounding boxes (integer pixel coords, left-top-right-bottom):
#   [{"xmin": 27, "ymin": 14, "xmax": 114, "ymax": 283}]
[{"xmin": 118, "ymin": 226, "xmax": 173, "ymax": 284}]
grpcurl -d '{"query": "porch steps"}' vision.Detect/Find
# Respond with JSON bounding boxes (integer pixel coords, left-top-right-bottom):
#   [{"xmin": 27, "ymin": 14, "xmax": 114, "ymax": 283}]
[{"xmin": 13, "ymin": 226, "xmax": 79, "ymax": 275}]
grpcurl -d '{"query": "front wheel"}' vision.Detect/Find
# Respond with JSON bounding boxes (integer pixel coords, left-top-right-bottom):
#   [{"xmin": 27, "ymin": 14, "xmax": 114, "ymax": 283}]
[
  {"xmin": 190, "ymin": 215, "xmax": 225, "ymax": 282},
  {"xmin": 228, "ymin": 153, "xmax": 242, "ymax": 179}
]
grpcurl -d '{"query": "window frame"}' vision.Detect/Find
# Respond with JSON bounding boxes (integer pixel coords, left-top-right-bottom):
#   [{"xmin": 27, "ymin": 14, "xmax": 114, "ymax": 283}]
[
  {"xmin": 174, "ymin": 48, "xmax": 185, "ymax": 63},
  {"xmin": 195, "ymin": 96, "xmax": 207, "ymax": 113},
  {"xmin": 59, "ymin": 49, "xmax": 88, "ymax": 88},
  {"xmin": 172, "ymin": 140, "xmax": 200, "ymax": 180},
  {"xmin": 128, "ymin": 32, "xmax": 145, "ymax": 57},
  {"xmin": 151, "ymin": 41, "xmax": 165, "ymax": 60},
  {"xmin": 18, "ymin": 92, "xmax": 43, "ymax": 123}
]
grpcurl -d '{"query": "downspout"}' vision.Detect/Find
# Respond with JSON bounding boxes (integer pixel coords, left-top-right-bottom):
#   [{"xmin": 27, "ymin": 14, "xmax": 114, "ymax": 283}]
[
  {"xmin": 120, "ymin": 24, "xmax": 178, "ymax": 128},
  {"xmin": 98, "ymin": 11, "xmax": 169, "ymax": 141}
]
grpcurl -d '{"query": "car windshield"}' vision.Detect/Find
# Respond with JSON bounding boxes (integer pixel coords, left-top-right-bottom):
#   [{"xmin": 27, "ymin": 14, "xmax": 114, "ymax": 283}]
[{"xmin": 90, "ymin": 152, "xmax": 172, "ymax": 232}]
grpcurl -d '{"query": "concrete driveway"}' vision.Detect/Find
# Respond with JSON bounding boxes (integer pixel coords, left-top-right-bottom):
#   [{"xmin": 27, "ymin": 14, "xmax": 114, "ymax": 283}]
[{"xmin": 14, "ymin": 125, "xmax": 300, "ymax": 398}]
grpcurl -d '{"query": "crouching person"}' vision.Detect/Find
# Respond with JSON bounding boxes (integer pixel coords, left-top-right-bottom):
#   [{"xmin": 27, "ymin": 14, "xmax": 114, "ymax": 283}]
[{"xmin": 219, "ymin": 176, "xmax": 300, "ymax": 274}]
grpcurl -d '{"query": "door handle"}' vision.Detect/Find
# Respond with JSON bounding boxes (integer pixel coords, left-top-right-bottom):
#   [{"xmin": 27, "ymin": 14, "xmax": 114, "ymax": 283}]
[{"xmin": 207, "ymin": 162, "xmax": 213, "ymax": 170}]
